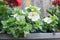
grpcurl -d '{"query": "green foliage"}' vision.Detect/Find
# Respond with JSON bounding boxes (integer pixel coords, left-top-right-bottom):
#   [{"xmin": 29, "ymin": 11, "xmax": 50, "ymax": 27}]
[
  {"xmin": 12, "ymin": 8, "xmax": 25, "ymax": 15},
  {"xmin": 0, "ymin": 0, "xmax": 11, "ymax": 32},
  {"xmin": 0, "ymin": 0, "xmax": 5, "ymax": 5},
  {"xmin": 42, "ymin": 15, "xmax": 58, "ymax": 32},
  {"xmin": 25, "ymin": 5, "xmax": 41, "ymax": 15},
  {"xmin": 1, "ymin": 17, "xmax": 31, "ymax": 38},
  {"xmin": 0, "ymin": 3, "xmax": 42, "ymax": 38},
  {"xmin": 1, "ymin": 0, "xmax": 60, "ymax": 37},
  {"xmin": 45, "ymin": 6, "xmax": 60, "ymax": 32},
  {"xmin": 46, "ymin": 7, "xmax": 57, "ymax": 15}
]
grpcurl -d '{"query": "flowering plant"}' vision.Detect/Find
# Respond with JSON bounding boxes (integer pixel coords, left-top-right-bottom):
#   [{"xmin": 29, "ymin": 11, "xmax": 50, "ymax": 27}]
[
  {"xmin": 44, "ymin": 2, "xmax": 60, "ymax": 32},
  {"xmin": 25, "ymin": 6, "xmax": 42, "ymax": 32},
  {"xmin": 0, "ymin": 5, "xmax": 42, "ymax": 38},
  {"xmin": 42, "ymin": 15, "xmax": 58, "ymax": 32},
  {"xmin": 1, "ymin": 0, "xmax": 60, "ymax": 38}
]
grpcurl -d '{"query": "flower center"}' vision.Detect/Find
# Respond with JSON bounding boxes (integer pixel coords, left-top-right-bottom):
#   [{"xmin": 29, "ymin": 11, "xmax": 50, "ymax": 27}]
[{"xmin": 32, "ymin": 13, "xmax": 35, "ymax": 16}]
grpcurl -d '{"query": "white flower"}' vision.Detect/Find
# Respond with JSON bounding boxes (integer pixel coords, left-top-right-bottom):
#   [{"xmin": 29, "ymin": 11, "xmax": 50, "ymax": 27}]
[
  {"xmin": 28, "ymin": 12, "xmax": 40, "ymax": 21},
  {"xmin": 16, "ymin": 16, "xmax": 25, "ymax": 21},
  {"xmin": 20, "ymin": 16, "xmax": 25, "ymax": 19},
  {"xmin": 12, "ymin": 14, "xmax": 18, "ymax": 18},
  {"xmin": 43, "ymin": 17, "xmax": 53, "ymax": 24},
  {"xmin": 25, "ymin": 7, "xmax": 29, "ymax": 10},
  {"xmin": 38, "ymin": 8, "xmax": 41, "ymax": 11},
  {"xmin": 12, "ymin": 14, "xmax": 20, "ymax": 21},
  {"xmin": 16, "ymin": 16, "xmax": 21, "ymax": 21},
  {"xmin": 12, "ymin": 14, "xmax": 25, "ymax": 21}
]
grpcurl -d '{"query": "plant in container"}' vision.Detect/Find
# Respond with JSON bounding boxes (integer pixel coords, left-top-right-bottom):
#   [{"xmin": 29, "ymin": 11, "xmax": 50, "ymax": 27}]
[
  {"xmin": 46, "ymin": 0, "xmax": 60, "ymax": 31},
  {"xmin": 0, "ymin": 5, "xmax": 42, "ymax": 38}
]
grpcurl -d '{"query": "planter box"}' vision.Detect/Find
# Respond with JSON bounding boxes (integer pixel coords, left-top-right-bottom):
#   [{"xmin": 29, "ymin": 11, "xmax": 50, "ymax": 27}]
[{"xmin": 0, "ymin": 33, "xmax": 60, "ymax": 40}]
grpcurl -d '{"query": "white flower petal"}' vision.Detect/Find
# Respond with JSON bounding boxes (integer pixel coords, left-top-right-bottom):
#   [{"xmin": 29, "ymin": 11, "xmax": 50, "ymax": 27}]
[
  {"xmin": 32, "ymin": 16, "xmax": 40, "ymax": 21},
  {"xmin": 16, "ymin": 16, "xmax": 25, "ymax": 21},
  {"xmin": 22, "ymin": 10, "xmax": 25, "ymax": 14},
  {"xmin": 16, "ymin": 16, "xmax": 20, "ymax": 21},
  {"xmin": 28, "ymin": 16, "xmax": 32, "ymax": 19},
  {"xmin": 13, "ymin": 14, "xmax": 18, "ymax": 18},
  {"xmin": 25, "ymin": 7, "xmax": 29, "ymax": 9},
  {"xmin": 32, "ymin": 18, "xmax": 38, "ymax": 21},
  {"xmin": 43, "ymin": 17, "xmax": 52, "ymax": 24},
  {"xmin": 38, "ymin": 8, "xmax": 41, "ymax": 10},
  {"xmin": 20, "ymin": 16, "xmax": 25, "ymax": 19},
  {"xmin": 28, "ymin": 12, "xmax": 40, "ymax": 21}
]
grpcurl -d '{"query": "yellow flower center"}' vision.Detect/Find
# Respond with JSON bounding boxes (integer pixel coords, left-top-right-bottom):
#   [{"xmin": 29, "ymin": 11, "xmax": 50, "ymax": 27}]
[{"xmin": 32, "ymin": 13, "xmax": 35, "ymax": 16}]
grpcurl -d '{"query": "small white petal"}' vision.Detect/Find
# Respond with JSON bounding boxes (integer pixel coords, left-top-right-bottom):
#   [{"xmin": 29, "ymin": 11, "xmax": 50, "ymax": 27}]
[
  {"xmin": 13, "ymin": 14, "xmax": 18, "ymax": 18},
  {"xmin": 22, "ymin": 10, "xmax": 24, "ymax": 13},
  {"xmin": 16, "ymin": 16, "xmax": 20, "ymax": 21},
  {"xmin": 28, "ymin": 16, "xmax": 31, "ymax": 19},
  {"xmin": 25, "ymin": 7, "xmax": 29, "ymax": 9},
  {"xmin": 38, "ymin": 8, "xmax": 41, "ymax": 10},
  {"xmin": 20, "ymin": 16, "xmax": 25, "ymax": 19},
  {"xmin": 32, "ymin": 17, "xmax": 38, "ymax": 21},
  {"xmin": 16, "ymin": 16, "xmax": 25, "ymax": 21},
  {"xmin": 22, "ymin": 10, "xmax": 25, "ymax": 14}
]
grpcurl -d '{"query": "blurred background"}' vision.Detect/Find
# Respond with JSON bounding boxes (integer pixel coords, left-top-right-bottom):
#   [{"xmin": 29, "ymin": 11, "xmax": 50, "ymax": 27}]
[{"xmin": 21, "ymin": 0, "xmax": 52, "ymax": 18}]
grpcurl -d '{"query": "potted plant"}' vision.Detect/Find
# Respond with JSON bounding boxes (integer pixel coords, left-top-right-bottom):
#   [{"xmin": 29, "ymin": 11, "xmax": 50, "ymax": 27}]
[
  {"xmin": 1, "ymin": 0, "xmax": 60, "ymax": 39},
  {"xmin": 0, "ymin": 0, "xmax": 42, "ymax": 38}
]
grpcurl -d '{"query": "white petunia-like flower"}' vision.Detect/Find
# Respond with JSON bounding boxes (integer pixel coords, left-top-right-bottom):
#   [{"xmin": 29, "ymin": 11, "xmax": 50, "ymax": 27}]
[
  {"xmin": 16, "ymin": 16, "xmax": 25, "ymax": 21},
  {"xmin": 12, "ymin": 14, "xmax": 25, "ymax": 21},
  {"xmin": 16, "ymin": 15, "xmax": 21, "ymax": 21},
  {"xmin": 28, "ymin": 12, "xmax": 40, "ymax": 21},
  {"xmin": 43, "ymin": 17, "xmax": 53, "ymax": 24}
]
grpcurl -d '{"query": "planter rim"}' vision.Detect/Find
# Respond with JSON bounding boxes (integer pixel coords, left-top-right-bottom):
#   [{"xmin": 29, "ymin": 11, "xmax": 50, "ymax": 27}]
[
  {"xmin": 26, "ymin": 33, "xmax": 60, "ymax": 39},
  {"xmin": 1, "ymin": 33, "xmax": 60, "ymax": 39}
]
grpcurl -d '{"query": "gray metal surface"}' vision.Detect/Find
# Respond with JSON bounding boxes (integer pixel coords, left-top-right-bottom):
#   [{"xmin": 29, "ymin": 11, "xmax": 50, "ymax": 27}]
[
  {"xmin": 27, "ymin": 33, "xmax": 60, "ymax": 39},
  {"xmin": 0, "ymin": 33, "xmax": 60, "ymax": 40}
]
